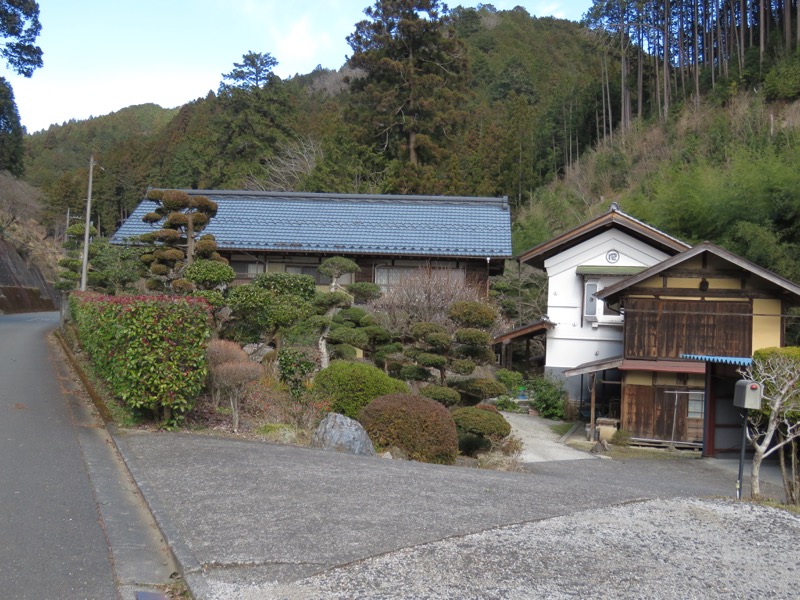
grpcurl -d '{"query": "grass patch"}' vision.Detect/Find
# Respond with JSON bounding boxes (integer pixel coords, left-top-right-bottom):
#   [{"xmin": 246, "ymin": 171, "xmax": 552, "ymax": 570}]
[
  {"xmin": 549, "ymin": 421, "xmax": 577, "ymax": 437},
  {"xmin": 567, "ymin": 438, "xmax": 702, "ymax": 460},
  {"xmin": 752, "ymin": 498, "xmax": 800, "ymax": 516}
]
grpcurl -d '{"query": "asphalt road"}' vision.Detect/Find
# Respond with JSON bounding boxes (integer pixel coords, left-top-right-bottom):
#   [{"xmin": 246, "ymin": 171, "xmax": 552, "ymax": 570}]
[{"xmin": 0, "ymin": 312, "xmax": 175, "ymax": 599}]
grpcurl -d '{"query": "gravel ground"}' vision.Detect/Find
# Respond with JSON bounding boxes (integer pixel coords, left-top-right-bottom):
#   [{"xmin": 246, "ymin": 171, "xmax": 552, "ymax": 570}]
[{"xmin": 207, "ymin": 498, "xmax": 800, "ymax": 600}]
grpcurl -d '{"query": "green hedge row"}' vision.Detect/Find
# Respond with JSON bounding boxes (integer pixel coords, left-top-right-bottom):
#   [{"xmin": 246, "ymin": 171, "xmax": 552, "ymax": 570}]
[{"xmin": 70, "ymin": 293, "xmax": 211, "ymax": 423}]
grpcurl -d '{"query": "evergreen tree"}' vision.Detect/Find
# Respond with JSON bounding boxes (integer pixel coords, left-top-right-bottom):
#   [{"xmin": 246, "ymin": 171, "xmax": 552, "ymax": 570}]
[
  {"xmin": 346, "ymin": 0, "xmax": 469, "ymax": 168},
  {"xmin": 0, "ymin": 77, "xmax": 24, "ymax": 176}
]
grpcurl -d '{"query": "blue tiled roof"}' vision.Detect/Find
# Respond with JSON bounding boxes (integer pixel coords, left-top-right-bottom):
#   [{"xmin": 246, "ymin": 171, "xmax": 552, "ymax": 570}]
[{"xmin": 111, "ymin": 190, "xmax": 513, "ymax": 259}]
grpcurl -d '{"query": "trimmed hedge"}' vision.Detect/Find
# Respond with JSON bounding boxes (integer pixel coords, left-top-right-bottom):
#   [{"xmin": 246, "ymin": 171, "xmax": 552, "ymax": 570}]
[
  {"xmin": 70, "ymin": 293, "xmax": 211, "ymax": 423},
  {"xmin": 452, "ymin": 406, "xmax": 511, "ymax": 456},
  {"xmin": 359, "ymin": 393, "xmax": 458, "ymax": 464},
  {"xmin": 314, "ymin": 361, "xmax": 408, "ymax": 418}
]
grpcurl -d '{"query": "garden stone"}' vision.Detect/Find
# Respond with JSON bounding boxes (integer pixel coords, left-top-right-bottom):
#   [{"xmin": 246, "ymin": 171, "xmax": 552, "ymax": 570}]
[{"xmin": 312, "ymin": 413, "xmax": 376, "ymax": 457}]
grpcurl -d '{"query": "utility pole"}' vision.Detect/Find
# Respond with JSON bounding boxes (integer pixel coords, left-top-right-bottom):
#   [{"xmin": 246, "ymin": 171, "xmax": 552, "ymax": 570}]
[{"xmin": 79, "ymin": 155, "xmax": 95, "ymax": 292}]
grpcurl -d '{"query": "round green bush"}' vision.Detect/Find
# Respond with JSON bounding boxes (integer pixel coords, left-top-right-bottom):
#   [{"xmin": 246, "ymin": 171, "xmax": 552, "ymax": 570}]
[
  {"xmin": 334, "ymin": 307, "xmax": 368, "ymax": 325},
  {"xmin": 452, "ymin": 406, "xmax": 511, "ymax": 438},
  {"xmin": 327, "ymin": 326, "xmax": 370, "ymax": 348},
  {"xmin": 184, "ymin": 259, "xmax": 235, "ymax": 289},
  {"xmin": 452, "ymin": 406, "xmax": 512, "ymax": 456},
  {"xmin": 416, "ymin": 352, "xmax": 448, "ymax": 369},
  {"xmin": 420, "ymin": 384, "xmax": 462, "ymax": 407},
  {"xmin": 346, "ymin": 282, "xmax": 382, "ymax": 303},
  {"xmin": 314, "ymin": 361, "xmax": 408, "ymax": 418},
  {"xmin": 359, "ymin": 393, "xmax": 458, "ymax": 464},
  {"xmin": 448, "ymin": 301, "xmax": 498, "ymax": 328},
  {"xmin": 454, "ymin": 328, "xmax": 492, "ymax": 346}
]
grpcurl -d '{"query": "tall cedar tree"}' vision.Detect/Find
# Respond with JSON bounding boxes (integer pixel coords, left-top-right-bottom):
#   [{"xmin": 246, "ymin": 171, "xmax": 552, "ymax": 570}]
[
  {"xmin": 0, "ymin": 77, "xmax": 23, "ymax": 176},
  {"xmin": 346, "ymin": 0, "xmax": 469, "ymax": 167},
  {"xmin": 0, "ymin": 0, "xmax": 43, "ymax": 175}
]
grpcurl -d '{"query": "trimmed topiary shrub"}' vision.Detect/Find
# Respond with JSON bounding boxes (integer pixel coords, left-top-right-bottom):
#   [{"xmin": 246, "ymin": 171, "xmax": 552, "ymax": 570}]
[
  {"xmin": 314, "ymin": 361, "xmax": 408, "ymax": 418},
  {"xmin": 251, "ymin": 272, "xmax": 316, "ymax": 300},
  {"xmin": 399, "ymin": 364, "xmax": 432, "ymax": 382},
  {"xmin": 347, "ymin": 282, "xmax": 382, "ymax": 303},
  {"xmin": 420, "ymin": 384, "xmax": 462, "ymax": 407},
  {"xmin": 359, "ymin": 393, "xmax": 458, "ymax": 464},
  {"xmin": 452, "ymin": 378, "xmax": 507, "ymax": 403},
  {"xmin": 448, "ymin": 301, "xmax": 498, "ymax": 328},
  {"xmin": 184, "ymin": 259, "xmax": 235, "ymax": 290},
  {"xmin": 449, "ymin": 359, "xmax": 476, "ymax": 375},
  {"xmin": 452, "ymin": 406, "xmax": 512, "ymax": 456}
]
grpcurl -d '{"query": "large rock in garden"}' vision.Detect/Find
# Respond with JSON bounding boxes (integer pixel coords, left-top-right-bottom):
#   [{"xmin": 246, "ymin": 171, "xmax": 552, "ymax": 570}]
[{"xmin": 311, "ymin": 413, "xmax": 376, "ymax": 457}]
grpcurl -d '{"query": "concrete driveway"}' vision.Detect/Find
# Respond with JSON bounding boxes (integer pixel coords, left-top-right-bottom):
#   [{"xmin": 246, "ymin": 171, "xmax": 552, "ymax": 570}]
[{"xmin": 502, "ymin": 411, "xmax": 592, "ymax": 462}]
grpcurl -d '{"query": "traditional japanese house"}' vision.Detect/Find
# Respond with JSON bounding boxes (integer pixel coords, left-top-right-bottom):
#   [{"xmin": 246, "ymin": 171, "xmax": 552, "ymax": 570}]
[{"xmin": 112, "ymin": 190, "xmax": 512, "ymax": 292}]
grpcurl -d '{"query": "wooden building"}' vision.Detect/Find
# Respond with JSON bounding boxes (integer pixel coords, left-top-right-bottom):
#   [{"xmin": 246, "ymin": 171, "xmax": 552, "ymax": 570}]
[{"xmin": 596, "ymin": 242, "xmax": 800, "ymax": 455}]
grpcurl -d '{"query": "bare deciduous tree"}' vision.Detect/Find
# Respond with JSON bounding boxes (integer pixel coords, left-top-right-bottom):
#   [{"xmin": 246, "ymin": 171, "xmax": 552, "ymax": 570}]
[
  {"xmin": 246, "ymin": 137, "xmax": 323, "ymax": 192},
  {"xmin": 741, "ymin": 348, "xmax": 800, "ymax": 503},
  {"xmin": 369, "ymin": 268, "xmax": 484, "ymax": 337}
]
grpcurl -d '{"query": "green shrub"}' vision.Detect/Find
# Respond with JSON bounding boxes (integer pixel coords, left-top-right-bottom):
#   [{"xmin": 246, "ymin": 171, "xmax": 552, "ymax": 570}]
[
  {"xmin": 398, "ymin": 364, "xmax": 432, "ymax": 382},
  {"xmin": 764, "ymin": 56, "xmax": 800, "ymax": 101},
  {"xmin": 496, "ymin": 369, "xmax": 524, "ymax": 393},
  {"xmin": 277, "ymin": 348, "xmax": 316, "ymax": 398},
  {"xmin": 252, "ymin": 272, "xmax": 316, "ymax": 300},
  {"xmin": 334, "ymin": 307, "xmax": 368, "ymax": 325},
  {"xmin": 450, "ymin": 359, "xmax": 476, "ymax": 375},
  {"xmin": 359, "ymin": 393, "xmax": 458, "ymax": 464},
  {"xmin": 327, "ymin": 326, "xmax": 370, "ymax": 348},
  {"xmin": 494, "ymin": 395, "xmax": 522, "ymax": 412},
  {"xmin": 314, "ymin": 291, "xmax": 352, "ymax": 311},
  {"xmin": 527, "ymin": 375, "xmax": 567, "ymax": 420},
  {"xmin": 453, "ymin": 378, "xmax": 506, "ymax": 402},
  {"xmin": 448, "ymin": 301, "xmax": 498, "ymax": 328},
  {"xmin": 454, "ymin": 328, "xmax": 492, "ymax": 346},
  {"xmin": 184, "ymin": 259, "xmax": 235, "ymax": 289},
  {"xmin": 329, "ymin": 343, "xmax": 358, "ymax": 360},
  {"xmin": 420, "ymin": 384, "xmax": 462, "ymax": 407},
  {"xmin": 191, "ymin": 289, "xmax": 226, "ymax": 310},
  {"xmin": 70, "ymin": 293, "xmax": 210, "ymax": 425},
  {"xmin": 347, "ymin": 282, "xmax": 382, "ymax": 303},
  {"xmin": 416, "ymin": 352, "xmax": 448, "ymax": 369},
  {"xmin": 314, "ymin": 361, "xmax": 408, "ymax": 418},
  {"xmin": 452, "ymin": 406, "xmax": 511, "ymax": 456}
]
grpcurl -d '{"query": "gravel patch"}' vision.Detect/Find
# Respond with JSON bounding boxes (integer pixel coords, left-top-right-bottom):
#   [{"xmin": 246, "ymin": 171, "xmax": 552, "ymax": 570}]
[{"xmin": 206, "ymin": 498, "xmax": 800, "ymax": 600}]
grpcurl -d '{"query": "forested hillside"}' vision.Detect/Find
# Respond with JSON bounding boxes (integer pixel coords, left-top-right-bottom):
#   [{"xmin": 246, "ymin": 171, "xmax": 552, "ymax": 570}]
[{"xmin": 17, "ymin": 1, "xmax": 800, "ymax": 283}]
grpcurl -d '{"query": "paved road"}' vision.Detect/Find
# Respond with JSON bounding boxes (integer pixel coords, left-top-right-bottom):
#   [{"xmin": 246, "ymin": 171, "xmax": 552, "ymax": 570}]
[
  {"xmin": 0, "ymin": 312, "xmax": 175, "ymax": 599},
  {"xmin": 115, "ymin": 428, "xmax": 788, "ymax": 599}
]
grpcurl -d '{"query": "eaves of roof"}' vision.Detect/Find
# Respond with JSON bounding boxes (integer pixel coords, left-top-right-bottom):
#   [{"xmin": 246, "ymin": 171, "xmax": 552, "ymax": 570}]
[{"xmin": 517, "ymin": 206, "xmax": 689, "ymax": 269}]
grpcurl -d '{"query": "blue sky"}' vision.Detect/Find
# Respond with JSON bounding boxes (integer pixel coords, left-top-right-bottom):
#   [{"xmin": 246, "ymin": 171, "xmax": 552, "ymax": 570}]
[{"xmin": 2, "ymin": 1, "xmax": 593, "ymax": 133}]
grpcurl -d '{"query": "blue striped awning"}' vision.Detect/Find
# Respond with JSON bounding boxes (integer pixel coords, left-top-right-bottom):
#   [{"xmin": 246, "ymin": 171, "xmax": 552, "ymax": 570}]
[{"xmin": 680, "ymin": 354, "xmax": 752, "ymax": 366}]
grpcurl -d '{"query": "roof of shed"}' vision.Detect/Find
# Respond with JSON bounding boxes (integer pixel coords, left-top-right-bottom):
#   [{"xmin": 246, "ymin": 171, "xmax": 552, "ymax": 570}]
[
  {"xmin": 111, "ymin": 190, "xmax": 512, "ymax": 259},
  {"xmin": 517, "ymin": 203, "xmax": 689, "ymax": 269},
  {"xmin": 596, "ymin": 241, "xmax": 800, "ymax": 303}
]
